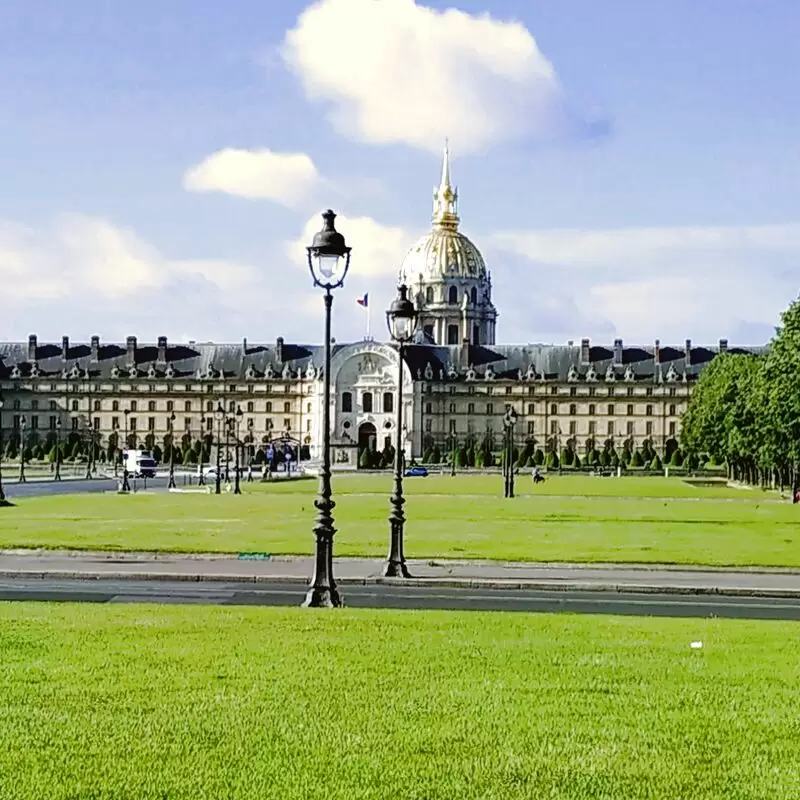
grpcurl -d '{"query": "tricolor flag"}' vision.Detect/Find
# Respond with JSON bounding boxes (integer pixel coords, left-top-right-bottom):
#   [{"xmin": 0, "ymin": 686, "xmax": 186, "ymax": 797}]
[{"xmin": 357, "ymin": 293, "xmax": 369, "ymax": 307}]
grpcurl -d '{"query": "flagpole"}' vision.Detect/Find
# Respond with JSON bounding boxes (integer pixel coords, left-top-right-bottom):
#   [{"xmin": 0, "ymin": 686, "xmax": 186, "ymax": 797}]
[{"xmin": 366, "ymin": 300, "xmax": 371, "ymax": 340}]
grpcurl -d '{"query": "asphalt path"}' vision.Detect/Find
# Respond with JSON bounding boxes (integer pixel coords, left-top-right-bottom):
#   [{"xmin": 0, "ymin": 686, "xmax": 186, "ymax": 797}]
[
  {"xmin": 3, "ymin": 576, "xmax": 800, "ymax": 619},
  {"xmin": 2, "ymin": 475, "xmax": 169, "ymax": 498}
]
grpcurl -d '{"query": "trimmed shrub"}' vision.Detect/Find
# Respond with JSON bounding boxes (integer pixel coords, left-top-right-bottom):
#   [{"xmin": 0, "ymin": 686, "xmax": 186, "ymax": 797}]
[
  {"xmin": 650, "ymin": 455, "xmax": 663, "ymax": 470},
  {"xmin": 544, "ymin": 450, "xmax": 559, "ymax": 469},
  {"xmin": 669, "ymin": 449, "xmax": 683, "ymax": 467},
  {"xmin": 631, "ymin": 450, "xmax": 644, "ymax": 467}
]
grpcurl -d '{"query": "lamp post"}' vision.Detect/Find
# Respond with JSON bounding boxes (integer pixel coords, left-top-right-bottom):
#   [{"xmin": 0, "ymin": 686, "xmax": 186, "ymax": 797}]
[
  {"xmin": 0, "ymin": 394, "xmax": 7, "ymax": 506},
  {"xmin": 449, "ymin": 432, "xmax": 457, "ymax": 476},
  {"xmin": 197, "ymin": 409, "xmax": 206, "ymax": 486},
  {"xmin": 55, "ymin": 418, "xmax": 62, "ymax": 481},
  {"xmin": 234, "ymin": 406, "xmax": 243, "ymax": 495},
  {"xmin": 18, "ymin": 417, "xmax": 26, "ymax": 483},
  {"xmin": 214, "ymin": 403, "xmax": 224, "ymax": 495},
  {"xmin": 384, "ymin": 284, "xmax": 418, "ymax": 578},
  {"xmin": 121, "ymin": 409, "xmax": 130, "ymax": 492},
  {"xmin": 503, "ymin": 407, "xmax": 518, "ymax": 498},
  {"xmin": 303, "ymin": 208, "xmax": 351, "ymax": 608},
  {"xmin": 85, "ymin": 367, "xmax": 94, "ymax": 480},
  {"xmin": 168, "ymin": 411, "xmax": 176, "ymax": 489}
]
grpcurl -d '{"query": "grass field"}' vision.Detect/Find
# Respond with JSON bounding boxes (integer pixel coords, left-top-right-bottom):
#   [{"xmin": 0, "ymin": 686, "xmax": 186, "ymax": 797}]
[
  {"xmin": 2, "ymin": 603, "xmax": 799, "ymax": 799},
  {"xmin": 1, "ymin": 475, "xmax": 798, "ymax": 567}
]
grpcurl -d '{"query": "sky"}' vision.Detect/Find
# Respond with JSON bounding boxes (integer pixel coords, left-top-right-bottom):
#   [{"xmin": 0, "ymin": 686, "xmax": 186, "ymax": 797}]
[{"xmin": 1, "ymin": 0, "xmax": 799, "ymax": 347}]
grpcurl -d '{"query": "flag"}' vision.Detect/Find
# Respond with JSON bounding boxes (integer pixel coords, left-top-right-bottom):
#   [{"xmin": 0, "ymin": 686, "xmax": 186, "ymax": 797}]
[{"xmin": 357, "ymin": 293, "xmax": 369, "ymax": 307}]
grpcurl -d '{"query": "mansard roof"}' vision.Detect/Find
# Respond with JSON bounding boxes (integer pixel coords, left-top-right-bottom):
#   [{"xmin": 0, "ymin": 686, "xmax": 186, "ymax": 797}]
[{"xmin": 0, "ymin": 336, "xmax": 767, "ymax": 384}]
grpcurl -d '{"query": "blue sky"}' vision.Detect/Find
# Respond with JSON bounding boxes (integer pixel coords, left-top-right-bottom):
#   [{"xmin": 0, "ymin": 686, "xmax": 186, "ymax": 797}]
[{"xmin": 1, "ymin": 0, "xmax": 799, "ymax": 346}]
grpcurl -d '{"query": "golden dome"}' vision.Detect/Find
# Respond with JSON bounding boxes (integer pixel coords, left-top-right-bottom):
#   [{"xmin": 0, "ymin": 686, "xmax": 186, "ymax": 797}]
[
  {"xmin": 398, "ymin": 141, "xmax": 487, "ymax": 283},
  {"xmin": 399, "ymin": 228, "xmax": 487, "ymax": 284}
]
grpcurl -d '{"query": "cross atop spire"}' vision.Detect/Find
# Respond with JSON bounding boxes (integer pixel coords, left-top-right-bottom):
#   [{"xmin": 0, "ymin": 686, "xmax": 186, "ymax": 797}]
[{"xmin": 432, "ymin": 138, "xmax": 459, "ymax": 229}]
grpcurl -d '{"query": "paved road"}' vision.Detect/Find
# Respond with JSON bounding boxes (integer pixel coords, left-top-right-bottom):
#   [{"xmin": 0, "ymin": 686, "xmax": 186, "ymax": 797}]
[
  {"xmin": 3, "ymin": 575, "xmax": 800, "ymax": 619},
  {"xmin": 2, "ymin": 475, "xmax": 170, "ymax": 498}
]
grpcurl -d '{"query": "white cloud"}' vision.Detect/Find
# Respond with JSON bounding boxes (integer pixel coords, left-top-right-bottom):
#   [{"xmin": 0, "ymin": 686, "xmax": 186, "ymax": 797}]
[
  {"xmin": 0, "ymin": 213, "xmax": 324, "ymax": 342},
  {"xmin": 281, "ymin": 0, "xmax": 566, "ymax": 154},
  {"xmin": 183, "ymin": 148, "xmax": 321, "ymax": 207},
  {"xmin": 488, "ymin": 223, "xmax": 800, "ymax": 344},
  {"xmin": 287, "ymin": 211, "xmax": 418, "ymax": 278}
]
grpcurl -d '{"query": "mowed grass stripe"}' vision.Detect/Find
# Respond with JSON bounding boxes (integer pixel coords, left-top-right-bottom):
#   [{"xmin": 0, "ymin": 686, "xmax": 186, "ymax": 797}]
[
  {"xmin": 1, "ymin": 603, "xmax": 799, "ymax": 799},
  {"xmin": 1, "ymin": 475, "xmax": 799, "ymax": 567}
]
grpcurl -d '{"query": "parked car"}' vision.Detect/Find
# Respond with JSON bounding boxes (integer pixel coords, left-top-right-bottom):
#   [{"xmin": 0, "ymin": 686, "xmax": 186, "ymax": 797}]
[{"xmin": 404, "ymin": 466, "xmax": 428, "ymax": 477}]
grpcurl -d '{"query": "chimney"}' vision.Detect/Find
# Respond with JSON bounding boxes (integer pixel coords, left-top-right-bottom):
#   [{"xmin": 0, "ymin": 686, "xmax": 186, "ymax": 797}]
[
  {"xmin": 719, "ymin": 338, "xmax": 728, "ymax": 354},
  {"xmin": 580, "ymin": 338, "xmax": 590, "ymax": 364},
  {"xmin": 653, "ymin": 338, "xmax": 661, "ymax": 365},
  {"xmin": 276, "ymin": 336, "xmax": 284, "ymax": 362},
  {"xmin": 90, "ymin": 335, "xmax": 100, "ymax": 361},
  {"xmin": 27, "ymin": 334, "xmax": 37, "ymax": 362},
  {"xmin": 126, "ymin": 336, "xmax": 137, "ymax": 365},
  {"xmin": 243, "ymin": 337, "xmax": 248, "ymax": 354},
  {"xmin": 157, "ymin": 336, "xmax": 167, "ymax": 363},
  {"xmin": 613, "ymin": 338, "xmax": 623, "ymax": 366},
  {"xmin": 684, "ymin": 339, "xmax": 692, "ymax": 368},
  {"xmin": 61, "ymin": 336, "xmax": 69, "ymax": 360}
]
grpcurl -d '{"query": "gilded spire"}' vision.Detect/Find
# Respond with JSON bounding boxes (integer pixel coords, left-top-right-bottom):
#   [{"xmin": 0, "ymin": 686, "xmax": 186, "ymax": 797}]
[{"xmin": 432, "ymin": 139, "xmax": 459, "ymax": 229}]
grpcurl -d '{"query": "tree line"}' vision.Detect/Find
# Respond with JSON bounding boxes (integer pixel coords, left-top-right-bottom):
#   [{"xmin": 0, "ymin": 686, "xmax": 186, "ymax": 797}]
[{"xmin": 680, "ymin": 296, "xmax": 800, "ymax": 490}]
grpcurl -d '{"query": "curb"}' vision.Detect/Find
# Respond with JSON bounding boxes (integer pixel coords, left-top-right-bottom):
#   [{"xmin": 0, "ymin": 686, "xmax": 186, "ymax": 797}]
[{"xmin": 2, "ymin": 569, "xmax": 800, "ymax": 599}]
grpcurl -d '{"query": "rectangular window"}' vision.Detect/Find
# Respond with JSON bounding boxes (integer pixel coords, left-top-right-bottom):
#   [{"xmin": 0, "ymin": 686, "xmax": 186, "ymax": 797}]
[
  {"xmin": 487, "ymin": 403, "xmax": 494, "ymax": 415},
  {"xmin": 284, "ymin": 419, "xmax": 291, "ymax": 430},
  {"xmin": 30, "ymin": 416, "xmax": 39, "ymax": 429},
  {"xmin": 569, "ymin": 404, "xmax": 576, "ymax": 416},
  {"xmin": 31, "ymin": 400, "xmax": 39, "ymax": 411},
  {"xmin": 166, "ymin": 400, "xmax": 174, "ymax": 412},
  {"xmin": 148, "ymin": 401, "xmax": 156, "ymax": 412},
  {"xmin": 646, "ymin": 404, "xmax": 653, "ymax": 416},
  {"xmin": 283, "ymin": 401, "xmax": 291, "ymax": 413},
  {"xmin": 71, "ymin": 418, "xmax": 79, "ymax": 431},
  {"xmin": 626, "ymin": 421, "xmax": 634, "ymax": 435},
  {"xmin": 112, "ymin": 417, "xmax": 119, "ymax": 430},
  {"xmin": 130, "ymin": 401, "xmax": 137, "ymax": 412},
  {"xmin": 362, "ymin": 392, "xmax": 373, "ymax": 413},
  {"xmin": 607, "ymin": 404, "xmax": 614, "ymax": 416},
  {"xmin": 646, "ymin": 421, "xmax": 653, "ymax": 435},
  {"xmin": 627, "ymin": 388, "xmax": 634, "ymax": 397},
  {"xmin": 71, "ymin": 399, "xmax": 78, "ymax": 411},
  {"xmin": 49, "ymin": 400, "xmax": 57, "ymax": 411},
  {"xmin": 185, "ymin": 401, "xmax": 192, "ymax": 412},
  {"xmin": 550, "ymin": 420, "xmax": 558, "ymax": 434},
  {"xmin": 425, "ymin": 419, "xmax": 432, "ymax": 432},
  {"xmin": 527, "ymin": 421, "xmax": 535, "ymax": 435},
  {"xmin": 382, "ymin": 392, "xmax": 393, "ymax": 413},
  {"xmin": 550, "ymin": 387, "xmax": 558, "ymax": 395},
  {"xmin": 669, "ymin": 404, "xmax": 677, "ymax": 416},
  {"xmin": 569, "ymin": 421, "xmax": 576, "ymax": 435},
  {"xmin": 627, "ymin": 404, "xmax": 634, "ymax": 416},
  {"xmin": 669, "ymin": 421, "xmax": 676, "ymax": 436},
  {"xmin": 588, "ymin": 387, "xmax": 596, "ymax": 397},
  {"xmin": 93, "ymin": 417, "xmax": 100, "ymax": 430},
  {"xmin": 487, "ymin": 387, "xmax": 493, "ymax": 396},
  {"xmin": 527, "ymin": 403, "xmax": 535, "ymax": 414},
  {"xmin": 449, "ymin": 419, "xmax": 456, "ymax": 433},
  {"xmin": 607, "ymin": 421, "xmax": 614, "ymax": 435},
  {"xmin": 449, "ymin": 403, "xmax": 456, "ymax": 413},
  {"xmin": 185, "ymin": 417, "xmax": 192, "ymax": 430},
  {"xmin": 669, "ymin": 388, "xmax": 677, "ymax": 397},
  {"xmin": 588, "ymin": 404, "xmax": 596, "ymax": 415},
  {"xmin": 425, "ymin": 403, "xmax": 432, "ymax": 414},
  {"xmin": 130, "ymin": 417, "xmax": 137, "ymax": 430},
  {"xmin": 93, "ymin": 400, "xmax": 100, "ymax": 411},
  {"xmin": 207, "ymin": 417, "xmax": 213, "ymax": 431},
  {"xmin": 49, "ymin": 416, "xmax": 57, "ymax": 429},
  {"xmin": 468, "ymin": 403, "xmax": 475, "ymax": 414},
  {"xmin": 588, "ymin": 421, "xmax": 596, "ymax": 434},
  {"xmin": 148, "ymin": 417, "xmax": 156, "ymax": 430},
  {"xmin": 549, "ymin": 403, "xmax": 557, "ymax": 415},
  {"xmin": 266, "ymin": 401, "xmax": 273, "ymax": 413},
  {"xmin": 528, "ymin": 387, "xmax": 535, "ymax": 395},
  {"xmin": 307, "ymin": 402, "xmax": 312, "ymax": 413},
  {"xmin": 505, "ymin": 386, "xmax": 512, "ymax": 395},
  {"xmin": 570, "ymin": 387, "xmax": 577, "ymax": 396},
  {"xmin": 306, "ymin": 419, "xmax": 311, "ymax": 431},
  {"xmin": 646, "ymin": 387, "xmax": 653, "ymax": 397}
]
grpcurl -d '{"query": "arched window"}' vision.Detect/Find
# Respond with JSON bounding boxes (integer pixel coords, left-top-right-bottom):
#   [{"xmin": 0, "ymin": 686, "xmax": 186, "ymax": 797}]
[
  {"xmin": 383, "ymin": 392, "xmax": 394, "ymax": 413},
  {"xmin": 425, "ymin": 286, "xmax": 434, "ymax": 304},
  {"xmin": 448, "ymin": 286, "xmax": 458, "ymax": 305},
  {"xmin": 363, "ymin": 392, "xmax": 373, "ymax": 413},
  {"xmin": 342, "ymin": 392, "xmax": 352, "ymax": 413},
  {"xmin": 470, "ymin": 287, "xmax": 477, "ymax": 305},
  {"xmin": 447, "ymin": 324, "xmax": 459, "ymax": 345}
]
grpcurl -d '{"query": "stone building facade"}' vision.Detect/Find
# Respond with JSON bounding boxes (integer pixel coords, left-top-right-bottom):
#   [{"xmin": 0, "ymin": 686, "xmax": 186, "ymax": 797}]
[{"xmin": 0, "ymin": 148, "xmax": 765, "ymax": 467}]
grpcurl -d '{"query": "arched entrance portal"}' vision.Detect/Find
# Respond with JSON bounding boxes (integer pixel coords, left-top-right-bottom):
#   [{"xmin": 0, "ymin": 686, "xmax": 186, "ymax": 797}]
[{"xmin": 358, "ymin": 422, "xmax": 377, "ymax": 468}]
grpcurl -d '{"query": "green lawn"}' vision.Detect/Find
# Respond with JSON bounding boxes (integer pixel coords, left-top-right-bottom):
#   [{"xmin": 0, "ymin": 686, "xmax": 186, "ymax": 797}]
[
  {"xmin": 0, "ymin": 475, "xmax": 798, "ymax": 567},
  {"xmin": 1, "ymin": 603, "xmax": 799, "ymax": 799}
]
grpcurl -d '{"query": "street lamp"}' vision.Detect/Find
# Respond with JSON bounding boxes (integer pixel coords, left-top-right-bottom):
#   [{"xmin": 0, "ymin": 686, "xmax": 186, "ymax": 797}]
[
  {"xmin": 121, "ymin": 409, "xmax": 131, "ymax": 492},
  {"xmin": 450, "ymin": 432, "xmax": 457, "ymax": 476},
  {"xmin": 55, "ymin": 418, "xmax": 62, "ymax": 481},
  {"xmin": 503, "ymin": 407, "xmax": 518, "ymax": 498},
  {"xmin": 214, "ymin": 403, "xmax": 224, "ymax": 495},
  {"xmin": 304, "ymin": 208, "xmax": 351, "ymax": 608},
  {"xmin": 197, "ymin": 409, "xmax": 206, "ymax": 486},
  {"xmin": 168, "ymin": 411, "xmax": 176, "ymax": 489},
  {"xmin": 18, "ymin": 416, "xmax": 26, "ymax": 483},
  {"xmin": 0, "ymin": 394, "xmax": 7, "ymax": 506},
  {"xmin": 234, "ymin": 406, "xmax": 243, "ymax": 495},
  {"xmin": 384, "ymin": 284, "xmax": 418, "ymax": 578}
]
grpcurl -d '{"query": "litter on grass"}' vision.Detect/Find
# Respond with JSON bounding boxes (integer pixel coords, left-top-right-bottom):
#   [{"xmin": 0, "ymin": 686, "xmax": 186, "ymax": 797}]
[{"xmin": 690, "ymin": 641, "xmax": 703, "ymax": 649}]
